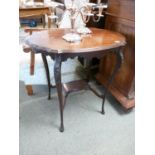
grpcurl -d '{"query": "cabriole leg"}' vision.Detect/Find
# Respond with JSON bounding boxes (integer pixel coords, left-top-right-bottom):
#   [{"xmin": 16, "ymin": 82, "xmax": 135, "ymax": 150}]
[
  {"xmin": 101, "ymin": 49, "xmax": 124, "ymax": 114},
  {"xmin": 53, "ymin": 55, "xmax": 64, "ymax": 132},
  {"xmin": 41, "ymin": 54, "xmax": 51, "ymax": 100}
]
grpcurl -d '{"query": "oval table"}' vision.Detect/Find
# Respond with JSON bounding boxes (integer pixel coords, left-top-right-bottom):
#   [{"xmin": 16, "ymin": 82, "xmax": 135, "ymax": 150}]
[{"xmin": 26, "ymin": 28, "xmax": 126, "ymax": 132}]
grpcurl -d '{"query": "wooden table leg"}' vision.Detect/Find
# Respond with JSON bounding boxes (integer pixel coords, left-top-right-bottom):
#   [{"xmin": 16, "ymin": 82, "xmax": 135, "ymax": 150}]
[
  {"xmin": 42, "ymin": 15, "xmax": 46, "ymax": 28},
  {"xmin": 53, "ymin": 55, "xmax": 64, "ymax": 132},
  {"xmin": 30, "ymin": 51, "xmax": 35, "ymax": 75},
  {"xmin": 41, "ymin": 54, "xmax": 51, "ymax": 100},
  {"xmin": 25, "ymin": 85, "xmax": 33, "ymax": 96},
  {"xmin": 101, "ymin": 49, "xmax": 124, "ymax": 114},
  {"xmin": 85, "ymin": 59, "xmax": 92, "ymax": 82},
  {"xmin": 48, "ymin": 17, "xmax": 51, "ymax": 28}
]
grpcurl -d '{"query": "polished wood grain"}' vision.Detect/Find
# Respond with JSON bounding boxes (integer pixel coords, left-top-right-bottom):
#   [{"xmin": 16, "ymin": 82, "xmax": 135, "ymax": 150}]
[
  {"xmin": 26, "ymin": 28, "xmax": 126, "ymax": 53},
  {"xmin": 96, "ymin": 0, "xmax": 135, "ymax": 109}
]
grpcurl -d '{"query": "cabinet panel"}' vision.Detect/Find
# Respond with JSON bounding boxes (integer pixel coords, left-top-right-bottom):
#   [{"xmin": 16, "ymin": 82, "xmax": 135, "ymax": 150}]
[{"xmin": 96, "ymin": 0, "xmax": 135, "ymax": 109}]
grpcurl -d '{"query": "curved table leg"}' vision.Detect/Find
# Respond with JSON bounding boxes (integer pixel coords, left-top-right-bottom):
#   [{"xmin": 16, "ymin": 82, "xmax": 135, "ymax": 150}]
[
  {"xmin": 101, "ymin": 49, "xmax": 124, "ymax": 114},
  {"xmin": 53, "ymin": 55, "xmax": 64, "ymax": 132},
  {"xmin": 41, "ymin": 54, "xmax": 52, "ymax": 100},
  {"xmin": 85, "ymin": 59, "xmax": 91, "ymax": 82}
]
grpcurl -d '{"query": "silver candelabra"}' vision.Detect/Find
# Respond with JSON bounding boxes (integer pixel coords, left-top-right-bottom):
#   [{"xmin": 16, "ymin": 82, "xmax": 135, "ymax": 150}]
[{"xmin": 50, "ymin": 0, "xmax": 108, "ymax": 42}]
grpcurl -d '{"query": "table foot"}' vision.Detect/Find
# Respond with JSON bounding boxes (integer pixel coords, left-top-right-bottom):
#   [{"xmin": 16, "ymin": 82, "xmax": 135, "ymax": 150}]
[
  {"xmin": 26, "ymin": 85, "xmax": 33, "ymax": 96},
  {"xmin": 101, "ymin": 97, "xmax": 105, "ymax": 114},
  {"xmin": 48, "ymin": 95, "xmax": 51, "ymax": 100},
  {"xmin": 101, "ymin": 95, "xmax": 105, "ymax": 115},
  {"xmin": 59, "ymin": 125, "xmax": 64, "ymax": 132},
  {"xmin": 101, "ymin": 111, "xmax": 105, "ymax": 115}
]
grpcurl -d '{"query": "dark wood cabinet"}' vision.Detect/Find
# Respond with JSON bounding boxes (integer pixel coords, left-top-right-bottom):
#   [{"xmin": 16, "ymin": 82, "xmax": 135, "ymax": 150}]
[{"xmin": 96, "ymin": 0, "xmax": 135, "ymax": 109}]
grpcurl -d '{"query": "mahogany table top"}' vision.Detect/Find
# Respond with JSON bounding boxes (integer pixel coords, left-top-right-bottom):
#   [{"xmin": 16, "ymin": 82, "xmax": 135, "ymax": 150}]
[{"xmin": 26, "ymin": 28, "xmax": 126, "ymax": 54}]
